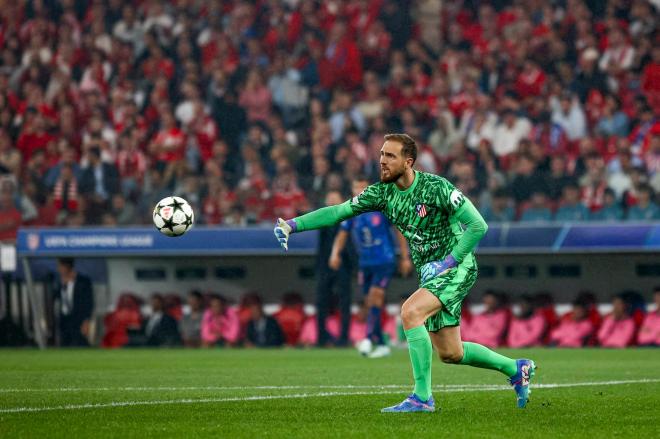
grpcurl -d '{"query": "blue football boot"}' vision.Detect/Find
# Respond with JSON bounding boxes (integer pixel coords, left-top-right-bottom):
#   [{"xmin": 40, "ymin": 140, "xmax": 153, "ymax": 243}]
[
  {"xmin": 509, "ymin": 359, "xmax": 537, "ymax": 408},
  {"xmin": 380, "ymin": 394, "xmax": 436, "ymax": 413}
]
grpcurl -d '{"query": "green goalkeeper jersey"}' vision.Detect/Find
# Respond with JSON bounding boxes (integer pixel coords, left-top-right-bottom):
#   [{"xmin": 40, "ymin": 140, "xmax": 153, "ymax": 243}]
[{"xmin": 292, "ymin": 171, "xmax": 488, "ymax": 271}]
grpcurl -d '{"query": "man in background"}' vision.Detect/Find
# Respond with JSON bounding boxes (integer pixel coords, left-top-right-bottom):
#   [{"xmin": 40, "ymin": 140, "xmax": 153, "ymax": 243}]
[
  {"xmin": 316, "ymin": 189, "xmax": 354, "ymax": 346},
  {"xmin": 55, "ymin": 258, "xmax": 94, "ymax": 346}
]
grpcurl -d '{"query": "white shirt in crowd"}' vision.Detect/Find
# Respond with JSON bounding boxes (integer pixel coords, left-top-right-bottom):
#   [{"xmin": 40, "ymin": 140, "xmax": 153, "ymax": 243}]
[
  {"xmin": 551, "ymin": 98, "xmax": 587, "ymax": 141},
  {"xmin": 492, "ymin": 117, "xmax": 532, "ymax": 157},
  {"xmin": 61, "ymin": 280, "xmax": 75, "ymax": 316}
]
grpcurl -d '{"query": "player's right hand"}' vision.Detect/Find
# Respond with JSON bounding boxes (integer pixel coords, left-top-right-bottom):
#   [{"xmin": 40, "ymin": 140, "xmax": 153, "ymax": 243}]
[
  {"xmin": 328, "ymin": 253, "xmax": 341, "ymax": 270},
  {"xmin": 274, "ymin": 218, "xmax": 293, "ymax": 251}
]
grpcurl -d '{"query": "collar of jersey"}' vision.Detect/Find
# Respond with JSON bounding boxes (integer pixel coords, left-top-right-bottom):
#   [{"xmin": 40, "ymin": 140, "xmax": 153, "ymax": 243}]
[{"xmin": 396, "ymin": 170, "xmax": 419, "ymax": 195}]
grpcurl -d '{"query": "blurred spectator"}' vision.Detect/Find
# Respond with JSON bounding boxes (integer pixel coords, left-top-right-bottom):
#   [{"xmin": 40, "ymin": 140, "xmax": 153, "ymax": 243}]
[
  {"xmin": 595, "ymin": 95, "xmax": 629, "ymax": 138},
  {"xmin": 201, "ymin": 295, "xmax": 240, "ymax": 347},
  {"xmin": 54, "ymin": 258, "xmax": 94, "ymax": 347},
  {"xmin": 555, "ymin": 184, "xmax": 590, "ymax": 222},
  {"xmin": 315, "ymin": 190, "xmax": 353, "ymax": 346},
  {"xmin": 519, "ymin": 192, "xmax": 552, "ymax": 222},
  {"xmin": 142, "ymin": 294, "xmax": 181, "ymax": 347},
  {"xmin": 0, "ymin": 0, "xmax": 657, "ymax": 229},
  {"xmin": 101, "ymin": 293, "xmax": 142, "ymax": 348},
  {"xmin": 507, "ymin": 295, "xmax": 547, "ymax": 348},
  {"xmin": 239, "ymin": 69, "xmax": 272, "ymax": 123},
  {"xmin": 589, "ymin": 188, "xmax": 624, "ymax": 221},
  {"xmin": 549, "ymin": 295, "xmax": 596, "ymax": 348},
  {"xmin": 462, "ymin": 291, "xmax": 509, "ymax": 348},
  {"xmin": 245, "ymin": 295, "xmax": 284, "ymax": 348},
  {"xmin": 481, "ymin": 188, "xmax": 514, "ymax": 223},
  {"xmin": 551, "ymin": 93, "xmax": 587, "ymax": 141},
  {"xmin": 638, "ymin": 287, "xmax": 660, "ymax": 346},
  {"xmin": 319, "ymin": 21, "xmax": 363, "ymax": 90},
  {"xmin": 626, "ymin": 184, "xmax": 660, "ymax": 220},
  {"xmin": 545, "ymin": 155, "xmax": 576, "ymax": 201},
  {"xmin": 237, "ymin": 292, "xmax": 262, "ymax": 339},
  {"xmin": 531, "ymin": 112, "xmax": 568, "ymax": 157},
  {"xmin": 79, "ymin": 147, "xmax": 120, "ymax": 222},
  {"xmin": 491, "ymin": 110, "xmax": 531, "ymax": 158},
  {"xmin": 0, "ymin": 181, "xmax": 21, "ymax": 242},
  {"xmin": 597, "ymin": 295, "xmax": 636, "ymax": 348},
  {"xmin": 180, "ymin": 290, "xmax": 204, "ymax": 347},
  {"xmin": 273, "ymin": 292, "xmax": 306, "ymax": 346},
  {"xmin": 510, "ymin": 154, "xmax": 548, "ymax": 204}
]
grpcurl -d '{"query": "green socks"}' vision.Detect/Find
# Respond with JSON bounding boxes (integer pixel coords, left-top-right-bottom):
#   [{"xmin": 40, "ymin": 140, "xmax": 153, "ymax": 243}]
[
  {"xmin": 404, "ymin": 325, "xmax": 433, "ymax": 401},
  {"xmin": 402, "ymin": 330, "xmax": 517, "ymax": 401},
  {"xmin": 459, "ymin": 341, "xmax": 517, "ymax": 377}
]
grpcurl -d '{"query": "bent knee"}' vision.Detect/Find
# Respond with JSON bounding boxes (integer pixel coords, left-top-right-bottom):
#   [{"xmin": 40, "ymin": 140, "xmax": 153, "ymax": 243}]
[
  {"xmin": 400, "ymin": 303, "xmax": 425, "ymax": 327},
  {"xmin": 438, "ymin": 350, "xmax": 463, "ymax": 364}
]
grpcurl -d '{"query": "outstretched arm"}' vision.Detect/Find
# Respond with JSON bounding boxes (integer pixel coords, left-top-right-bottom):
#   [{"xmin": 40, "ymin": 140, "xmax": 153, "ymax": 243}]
[
  {"xmin": 293, "ymin": 201, "xmax": 356, "ymax": 232},
  {"xmin": 274, "ymin": 183, "xmax": 385, "ymax": 251},
  {"xmin": 273, "ymin": 201, "xmax": 356, "ymax": 251}
]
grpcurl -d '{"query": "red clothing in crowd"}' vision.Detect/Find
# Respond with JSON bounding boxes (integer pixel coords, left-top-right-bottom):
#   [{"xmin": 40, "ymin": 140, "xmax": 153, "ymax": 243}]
[
  {"xmin": 16, "ymin": 131, "xmax": 55, "ymax": 162},
  {"xmin": 273, "ymin": 306, "xmax": 306, "ymax": 346},
  {"xmin": 201, "ymin": 307, "xmax": 240, "ymax": 345},
  {"xmin": 641, "ymin": 60, "xmax": 660, "ymax": 110},
  {"xmin": 0, "ymin": 206, "xmax": 21, "ymax": 241},
  {"xmin": 319, "ymin": 37, "xmax": 363, "ymax": 90},
  {"xmin": 515, "ymin": 67, "xmax": 546, "ymax": 98},
  {"xmin": 549, "ymin": 318, "xmax": 594, "ymax": 347},
  {"xmin": 637, "ymin": 312, "xmax": 660, "ymax": 346},
  {"xmin": 272, "ymin": 186, "xmax": 308, "ymax": 220},
  {"xmin": 597, "ymin": 315, "xmax": 636, "ymax": 348},
  {"xmin": 462, "ymin": 309, "xmax": 509, "ymax": 348},
  {"xmin": 152, "ymin": 127, "xmax": 185, "ymax": 162},
  {"xmin": 507, "ymin": 312, "xmax": 546, "ymax": 348},
  {"xmin": 116, "ymin": 149, "xmax": 147, "ymax": 183}
]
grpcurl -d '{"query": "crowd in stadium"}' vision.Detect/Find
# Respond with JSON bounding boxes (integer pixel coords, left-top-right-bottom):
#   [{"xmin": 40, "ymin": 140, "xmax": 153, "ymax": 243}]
[
  {"xmin": 98, "ymin": 286, "xmax": 660, "ymax": 348},
  {"xmin": 0, "ymin": 0, "xmax": 659, "ymax": 241}
]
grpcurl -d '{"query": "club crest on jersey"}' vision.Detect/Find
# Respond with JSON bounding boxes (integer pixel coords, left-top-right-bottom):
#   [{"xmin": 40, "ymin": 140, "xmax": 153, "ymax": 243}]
[{"xmin": 415, "ymin": 203, "xmax": 428, "ymax": 218}]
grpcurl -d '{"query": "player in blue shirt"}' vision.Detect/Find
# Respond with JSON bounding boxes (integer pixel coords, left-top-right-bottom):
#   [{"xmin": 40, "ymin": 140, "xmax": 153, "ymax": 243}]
[{"xmin": 329, "ymin": 175, "xmax": 412, "ymax": 357}]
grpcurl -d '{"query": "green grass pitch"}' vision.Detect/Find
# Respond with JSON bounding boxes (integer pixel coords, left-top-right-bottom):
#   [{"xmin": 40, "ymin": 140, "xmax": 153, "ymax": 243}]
[{"xmin": 1, "ymin": 348, "xmax": 659, "ymax": 438}]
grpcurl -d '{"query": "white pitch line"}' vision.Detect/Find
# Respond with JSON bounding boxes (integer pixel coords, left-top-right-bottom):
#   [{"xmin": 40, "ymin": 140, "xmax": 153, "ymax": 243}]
[
  {"xmin": 1, "ymin": 379, "xmax": 659, "ymax": 414},
  {"xmin": 0, "ymin": 384, "xmax": 502, "ymax": 393},
  {"xmin": 0, "ymin": 379, "xmax": 659, "ymax": 394}
]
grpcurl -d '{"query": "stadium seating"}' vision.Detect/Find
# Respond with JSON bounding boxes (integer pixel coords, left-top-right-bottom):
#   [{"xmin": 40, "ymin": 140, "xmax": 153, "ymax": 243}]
[{"xmin": 0, "ymin": 0, "xmax": 658, "ymax": 236}]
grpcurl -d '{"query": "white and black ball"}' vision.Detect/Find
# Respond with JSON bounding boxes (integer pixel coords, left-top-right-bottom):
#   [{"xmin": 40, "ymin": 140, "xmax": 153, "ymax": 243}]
[{"xmin": 153, "ymin": 196, "xmax": 194, "ymax": 237}]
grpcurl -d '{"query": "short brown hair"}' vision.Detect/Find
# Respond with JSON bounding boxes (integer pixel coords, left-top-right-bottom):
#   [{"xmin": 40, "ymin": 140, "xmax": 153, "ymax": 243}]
[{"xmin": 384, "ymin": 133, "xmax": 417, "ymax": 165}]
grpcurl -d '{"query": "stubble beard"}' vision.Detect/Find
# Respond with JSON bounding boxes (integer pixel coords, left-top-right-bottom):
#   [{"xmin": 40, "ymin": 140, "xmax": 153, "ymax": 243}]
[{"xmin": 380, "ymin": 167, "xmax": 405, "ymax": 183}]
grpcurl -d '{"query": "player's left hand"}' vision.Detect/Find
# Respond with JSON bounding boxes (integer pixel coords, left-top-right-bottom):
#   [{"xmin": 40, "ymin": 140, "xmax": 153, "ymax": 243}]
[
  {"xmin": 420, "ymin": 254, "xmax": 458, "ymax": 284},
  {"xmin": 274, "ymin": 218, "xmax": 293, "ymax": 251},
  {"xmin": 399, "ymin": 256, "xmax": 413, "ymax": 277}
]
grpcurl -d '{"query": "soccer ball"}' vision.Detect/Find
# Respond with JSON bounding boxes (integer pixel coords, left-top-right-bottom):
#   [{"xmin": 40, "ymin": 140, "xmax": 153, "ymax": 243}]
[{"xmin": 153, "ymin": 196, "xmax": 194, "ymax": 237}]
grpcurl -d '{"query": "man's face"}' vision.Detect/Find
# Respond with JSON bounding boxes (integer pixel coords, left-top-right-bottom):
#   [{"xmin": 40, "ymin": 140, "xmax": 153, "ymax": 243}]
[
  {"xmin": 351, "ymin": 180, "xmax": 368, "ymax": 197},
  {"xmin": 379, "ymin": 140, "xmax": 409, "ymax": 183},
  {"xmin": 612, "ymin": 298, "xmax": 626, "ymax": 318},
  {"xmin": 151, "ymin": 297, "xmax": 163, "ymax": 312},
  {"xmin": 573, "ymin": 305, "xmax": 587, "ymax": 321},
  {"xmin": 56, "ymin": 262, "xmax": 72, "ymax": 280}
]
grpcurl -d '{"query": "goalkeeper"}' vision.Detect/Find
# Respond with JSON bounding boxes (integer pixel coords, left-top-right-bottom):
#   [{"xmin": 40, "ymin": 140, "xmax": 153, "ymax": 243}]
[{"xmin": 274, "ymin": 134, "xmax": 536, "ymax": 413}]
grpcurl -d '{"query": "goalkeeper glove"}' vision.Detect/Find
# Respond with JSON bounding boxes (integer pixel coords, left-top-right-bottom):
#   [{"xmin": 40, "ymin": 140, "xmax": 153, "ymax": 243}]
[
  {"xmin": 274, "ymin": 218, "xmax": 296, "ymax": 251},
  {"xmin": 420, "ymin": 254, "xmax": 458, "ymax": 284}
]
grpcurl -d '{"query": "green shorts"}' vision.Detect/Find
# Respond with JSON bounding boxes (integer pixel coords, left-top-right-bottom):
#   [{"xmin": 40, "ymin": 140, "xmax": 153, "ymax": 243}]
[{"xmin": 421, "ymin": 255, "xmax": 478, "ymax": 332}]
